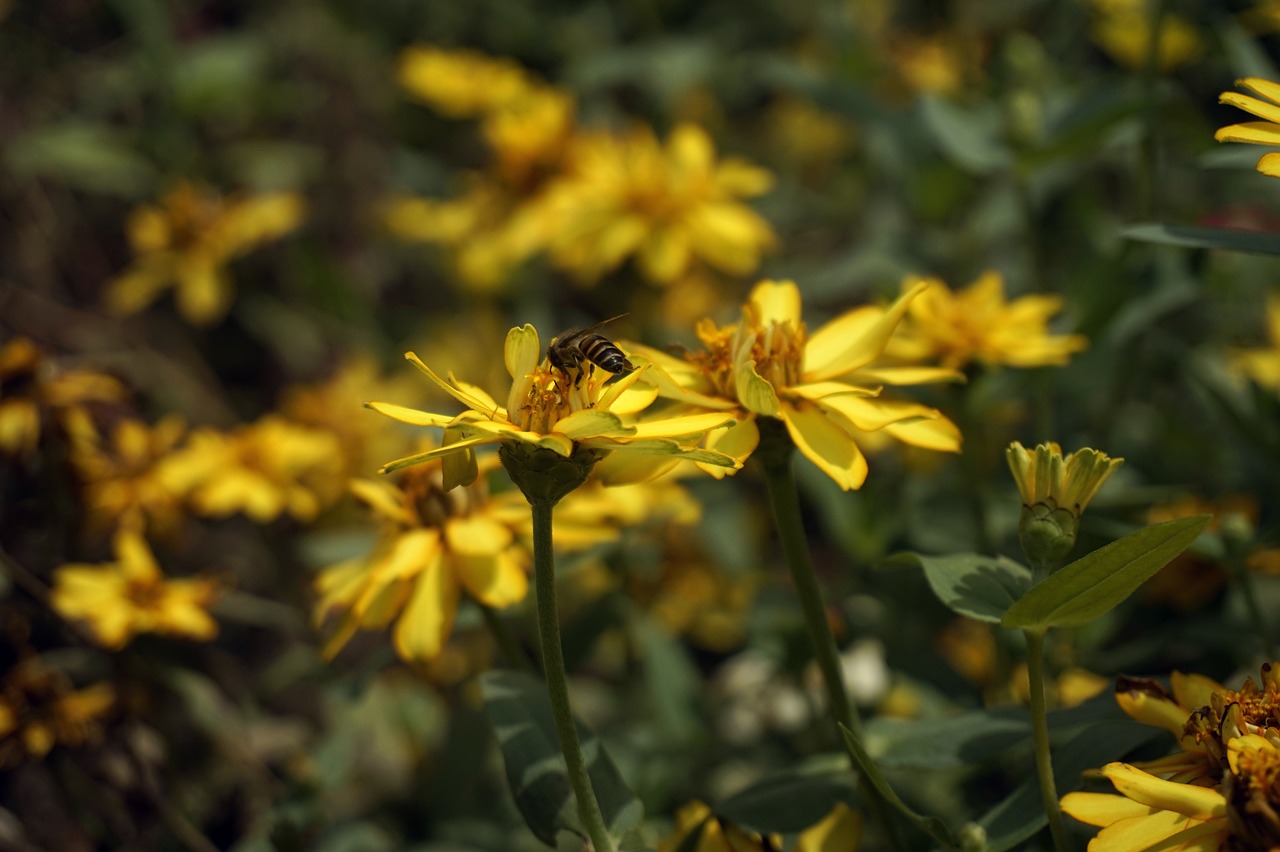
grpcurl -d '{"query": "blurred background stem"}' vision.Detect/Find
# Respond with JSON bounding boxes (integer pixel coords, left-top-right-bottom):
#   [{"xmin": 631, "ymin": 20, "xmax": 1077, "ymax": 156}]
[{"xmin": 1024, "ymin": 628, "xmax": 1069, "ymax": 852}]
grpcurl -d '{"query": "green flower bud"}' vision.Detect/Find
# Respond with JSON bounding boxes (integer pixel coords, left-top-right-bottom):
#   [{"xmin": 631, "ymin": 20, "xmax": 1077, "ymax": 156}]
[
  {"xmin": 1018, "ymin": 501, "xmax": 1080, "ymax": 575},
  {"xmin": 499, "ymin": 441, "xmax": 600, "ymax": 507}
]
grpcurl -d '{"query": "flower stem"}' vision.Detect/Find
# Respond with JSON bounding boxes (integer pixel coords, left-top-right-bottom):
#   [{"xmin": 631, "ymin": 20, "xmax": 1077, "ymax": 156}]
[
  {"xmin": 755, "ymin": 426, "xmax": 902, "ymax": 851},
  {"xmin": 1025, "ymin": 628, "xmax": 1069, "ymax": 852},
  {"xmin": 531, "ymin": 498, "xmax": 616, "ymax": 852}
]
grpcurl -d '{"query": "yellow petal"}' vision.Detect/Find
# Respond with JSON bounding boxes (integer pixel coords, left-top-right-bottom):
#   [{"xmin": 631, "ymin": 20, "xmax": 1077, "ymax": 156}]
[
  {"xmin": 628, "ymin": 411, "xmax": 737, "ymax": 440},
  {"xmin": 782, "ymin": 402, "xmax": 867, "ymax": 490},
  {"xmin": 105, "ymin": 262, "xmax": 173, "ymax": 316},
  {"xmin": 393, "ymin": 552, "xmax": 458, "ymax": 661},
  {"xmin": 174, "ymin": 260, "xmax": 232, "ymax": 325},
  {"xmin": 504, "ymin": 324, "xmax": 541, "ymax": 382},
  {"xmin": 1257, "ymin": 151, "xmax": 1280, "ymax": 176},
  {"xmin": 115, "ymin": 529, "xmax": 161, "ymax": 582},
  {"xmin": 554, "ymin": 409, "xmax": 629, "ymax": 440},
  {"xmin": 749, "ymin": 280, "xmax": 802, "ymax": 326},
  {"xmin": 348, "ymin": 478, "xmax": 413, "ymax": 524},
  {"xmin": 453, "ymin": 548, "xmax": 528, "ymax": 608},
  {"xmin": 1100, "ymin": 763, "xmax": 1226, "ymax": 819},
  {"xmin": 1116, "ymin": 686, "xmax": 1192, "ymax": 737},
  {"xmin": 1170, "ymin": 671, "xmax": 1223, "ymax": 714},
  {"xmin": 404, "ymin": 353, "xmax": 501, "ymax": 416},
  {"xmin": 593, "ymin": 451, "xmax": 680, "ymax": 485},
  {"xmin": 1215, "ymin": 121, "xmax": 1280, "ymax": 145},
  {"xmin": 1060, "ymin": 792, "xmax": 1157, "ymax": 827},
  {"xmin": 638, "ymin": 228, "xmax": 692, "ymax": 283},
  {"xmin": 804, "ymin": 281, "xmax": 929, "ymax": 381},
  {"xmin": 380, "ymin": 435, "xmax": 498, "ymax": 474},
  {"xmin": 1220, "ymin": 90, "xmax": 1280, "ymax": 125},
  {"xmin": 365, "ymin": 401, "xmax": 458, "ymax": 427},
  {"xmin": 734, "ymin": 359, "xmax": 782, "ymax": 416},
  {"xmin": 793, "ymin": 803, "xmax": 862, "ymax": 852},
  {"xmin": 1239, "ymin": 76, "xmax": 1280, "ymax": 104},
  {"xmin": 1090, "ymin": 810, "xmax": 1204, "ymax": 852},
  {"xmin": 883, "ymin": 414, "xmax": 962, "ymax": 452}
]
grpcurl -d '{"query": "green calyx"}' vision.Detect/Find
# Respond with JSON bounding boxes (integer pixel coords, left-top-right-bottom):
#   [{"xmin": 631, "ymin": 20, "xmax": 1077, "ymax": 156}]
[
  {"xmin": 1018, "ymin": 501, "xmax": 1079, "ymax": 576},
  {"xmin": 499, "ymin": 441, "xmax": 601, "ymax": 507}
]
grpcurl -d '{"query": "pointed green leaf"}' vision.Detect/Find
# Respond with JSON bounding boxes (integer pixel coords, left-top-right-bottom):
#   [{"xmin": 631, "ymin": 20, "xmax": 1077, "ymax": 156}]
[
  {"xmin": 714, "ymin": 768, "xmax": 855, "ymax": 834},
  {"xmin": 886, "ymin": 553, "xmax": 1032, "ymax": 623},
  {"xmin": 1002, "ymin": 516, "xmax": 1211, "ymax": 630},
  {"xmin": 1123, "ymin": 224, "xmax": 1280, "ymax": 257},
  {"xmin": 479, "ymin": 671, "xmax": 642, "ymax": 847},
  {"xmin": 839, "ymin": 725, "xmax": 956, "ymax": 849}
]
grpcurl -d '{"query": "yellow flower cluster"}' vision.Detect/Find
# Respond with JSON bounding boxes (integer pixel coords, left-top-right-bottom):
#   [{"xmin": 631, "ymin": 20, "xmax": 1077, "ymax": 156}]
[
  {"xmin": 1062, "ymin": 662, "xmax": 1280, "ymax": 850},
  {"xmin": 0, "ymin": 657, "xmax": 115, "ymax": 768},
  {"xmin": 106, "ymin": 182, "xmax": 304, "ymax": 325},
  {"xmin": 386, "ymin": 46, "xmax": 775, "ymax": 290}
]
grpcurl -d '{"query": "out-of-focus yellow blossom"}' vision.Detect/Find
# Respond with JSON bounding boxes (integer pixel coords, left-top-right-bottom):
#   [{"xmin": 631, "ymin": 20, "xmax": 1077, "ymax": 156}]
[
  {"xmin": 482, "ymin": 86, "xmax": 576, "ymax": 190},
  {"xmin": 165, "ymin": 416, "xmax": 342, "ymax": 523},
  {"xmin": 51, "ymin": 529, "xmax": 220, "ymax": 650},
  {"xmin": 890, "ymin": 271, "xmax": 1088, "ymax": 370},
  {"xmin": 1089, "ymin": 0, "xmax": 1203, "ymax": 71},
  {"xmin": 69, "ymin": 415, "xmax": 191, "ymax": 537},
  {"xmin": 280, "ymin": 355, "xmax": 423, "ymax": 484},
  {"xmin": 397, "ymin": 46, "xmax": 535, "ymax": 118},
  {"xmin": 764, "ymin": 98, "xmax": 855, "ymax": 180},
  {"xmin": 105, "ymin": 182, "xmax": 304, "ymax": 325},
  {"xmin": 888, "ymin": 33, "xmax": 975, "ymax": 97},
  {"xmin": 658, "ymin": 800, "xmax": 862, "ymax": 852},
  {"xmin": 0, "ymin": 657, "xmax": 114, "ymax": 768},
  {"xmin": 368, "ymin": 324, "xmax": 739, "ymax": 486},
  {"xmin": 545, "ymin": 123, "xmax": 776, "ymax": 286},
  {"xmin": 0, "ymin": 337, "xmax": 127, "ymax": 457},
  {"xmin": 1217, "ymin": 79, "xmax": 1280, "ymax": 179},
  {"xmin": 629, "ymin": 280, "xmax": 961, "ymax": 490},
  {"xmin": 1227, "ymin": 293, "xmax": 1280, "ymax": 391},
  {"xmin": 1062, "ymin": 664, "xmax": 1280, "ymax": 850}
]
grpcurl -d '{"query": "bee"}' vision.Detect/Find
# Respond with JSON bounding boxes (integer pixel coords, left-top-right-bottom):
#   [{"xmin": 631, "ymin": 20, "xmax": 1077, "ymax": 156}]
[{"xmin": 547, "ymin": 314, "xmax": 635, "ymax": 384}]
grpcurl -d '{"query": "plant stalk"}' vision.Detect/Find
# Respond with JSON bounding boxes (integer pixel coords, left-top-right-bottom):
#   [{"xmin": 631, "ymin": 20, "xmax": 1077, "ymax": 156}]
[
  {"xmin": 1025, "ymin": 628, "xmax": 1069, "ymax": 852},
  {"xmin": 531, "ymin": 498, "xmax": 616, "ymax": 852}
]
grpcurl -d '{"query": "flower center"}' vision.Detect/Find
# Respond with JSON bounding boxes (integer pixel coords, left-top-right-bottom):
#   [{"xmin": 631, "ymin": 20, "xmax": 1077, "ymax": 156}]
[
  {"xmin": 400, "ymin": 464, "xmax": 485, "ymax": 527},
  {"xmin": 1227, "ymin": 741, "xmax": 1280, "ymax": 850},
  {"xmin": 511, "ymin": 362, "xmax": 601, "ymax": 433},
  {"xmin": 691, "ymin": 309, "xmax": 806, "ymax": 401}
]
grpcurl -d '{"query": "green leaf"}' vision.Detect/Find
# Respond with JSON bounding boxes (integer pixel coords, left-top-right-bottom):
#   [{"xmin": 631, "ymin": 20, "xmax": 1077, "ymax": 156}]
[
  {"xmin": 839, "ymin": 725, "xmax": 956, "ymax": 849},
  {"xmin": 714, "ymin": 768, "xmax": 855, "ymax": 834},
  {"xmin": 1002, "ymin": 516, "xmax": 1211, "ymax": 630},
  {"xmin": 7, "ymin": 123, "xmax": 156, "ymax": 196},
  {"xmin": 865, "ymin": 708, "xmax": 1031, "ymax": 768},
  {"xmin": 918, "ymin": 95, "xmax": 1013, "ymax": 174},
  {"xmin": 630, "ymin": 615, "xmax": 703, "ymax": 744},
  {"xmin": 479, "ymin": 670, "xmax": 642, "ymax": 848},
  {"xmin": 1123, "ymin": 224, "xmax": 1280, "ymax": 257},
  {"xmin": 885, "ymin": 552, "xmax": 1032, "ymax": 623}
]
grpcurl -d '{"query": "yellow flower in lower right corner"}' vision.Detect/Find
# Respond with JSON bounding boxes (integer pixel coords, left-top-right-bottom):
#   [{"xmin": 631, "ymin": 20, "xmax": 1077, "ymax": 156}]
[
  {"xmin": 1217, "ymin": 78, "xmax": 1280, "ymax": 178},
  {"xmin": 51, "ymin": 529, "xmax": 220, "ymax": 650}
]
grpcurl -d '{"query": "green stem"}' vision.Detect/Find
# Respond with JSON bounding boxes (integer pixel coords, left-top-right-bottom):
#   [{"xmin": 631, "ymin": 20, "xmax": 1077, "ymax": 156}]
[
  {"xmin": 531, "ymin": 499, "xmax": 616, "ymax": 852},
  {"xmin": 756, "ymin": 426, "xmax": 903, "ymax": 851},
  {"xmin": 1025, "ymin": 629, "xmax": 1069, "ymax": 852}
]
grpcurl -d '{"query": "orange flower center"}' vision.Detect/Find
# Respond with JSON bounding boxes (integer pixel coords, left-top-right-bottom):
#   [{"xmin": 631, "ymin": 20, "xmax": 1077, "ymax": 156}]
[{"xmin": 690, "ymin": 308, "xmax": 806, "ymax": 401}]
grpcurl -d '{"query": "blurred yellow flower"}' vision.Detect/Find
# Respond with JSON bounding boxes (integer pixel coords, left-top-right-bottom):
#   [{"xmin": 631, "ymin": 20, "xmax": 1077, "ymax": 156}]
[
  {"xmin": 0, "ymin": 657, "xmax": 114, "ymax": 768},
  {"xmin": 368, "ymin": 323, "xmax": 738, "ymax": 485},
  {"xmin": 545, "ymin": 123, "xmax": 776, "ymax": 286},
  {"xmin": 315, "ymin": 457, "xmax": 530, "ymax": 662},
  {"xmin": 105, "ymin": 182, "xmax": 304, "ymax": 325},
  {"xmin": 0, "ymin": 337, "xmax": 126, "ymax": 457},
  {"xmin": 1089, "ymin": 0, "xmax": 1203, "ymax": 71},
  {"xmin": 397, "ymin": 45, "xmax": 535, "ymax": 117},
  {"xmin": 888, "ymin": 33, "xmax": 976, "ymax": 97},
  {"xmin": 630, "ymin": 280, "xmax": 961, "ymax": 490},
  {"xmin": 51, "ymin": 529, "xmax": 220, "ymax": 650},
  {"xmin": 69, "ymin": 415, "xmax": 191, "ymax": 537},
  {"xmin": 659, "ymin": 800, "xmax": 862, "ymax": 852},
  {"xmin": 1228, "ymin": 293, "xmax": 1280, "ymax": 391},
  {"xmin": 1217, "ymin": 79, "xmax": 1280, "ymax": 179},
  {"xmin": 891, "ymin": 271, "xmax": 1088, "ymax": 370}
]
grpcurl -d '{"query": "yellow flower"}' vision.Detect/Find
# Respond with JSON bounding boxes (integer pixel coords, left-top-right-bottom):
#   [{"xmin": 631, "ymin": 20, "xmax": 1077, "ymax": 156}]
[
  {"xmin": 1061, "ymin": 734, "xmax": 1280, "ymax": 850},
  {"xmin": 397, "ymin": 46, "xmax": 535, "ymax": 118},
  {"xmin": 315, "ymin": 452, "xmax": 656, "ymax": 661},
  {"xmin": 164, "ymin": 416, "xmax": 342, "ymax": 523},
  {"xmin": 69, "ymin": 415, "xmax": 191, "ymax": 537},
  {"xmin": 630, "ymin": 280, "xmax": 962, "ymax": 490},
  {"xmin": 1217, "ymin": 78, "xmax": 1280, "ymax": 178},
  {"xmin": 105, "ymin": 182, "xmax": 304, "ymax": 325},
  {"xmin": 1228, "ymin": 293, "xmax": 1280, "ymax": 391},
  {"xmin": 545, "ymin": 123, "xmax": 776, "ymax": 286},
  {"xmin": 1089, "ymin": 0, "xmax": 1203, "ymax": 71},
  {"xmin": 891, "ymin": 271, "xmax": 1088, "ymax": 370},
  {"xmin": 51, "ymin": 529, "xmax": 220, "ymax": 650},
  {"xmin": 1006, "ymin": 441, "xmax": 1122, "ymax": 570},
  {"xmin": 368, "ymin": 324, "xmax": 740, "ymax": 488},
  {"xmin": 0, "ymin": 337, "xmax": 127, "ymax": 457},
  {"xmin": 888, "ymin": 33, "xmax": 977, "ymax": 97},
  {"xmin": 0, "ymin": 656, "xmax": 114, "ymax": 768},
  {"xmin": 659, "ymin": 800, "xmax": 862, "ymax": 852}
]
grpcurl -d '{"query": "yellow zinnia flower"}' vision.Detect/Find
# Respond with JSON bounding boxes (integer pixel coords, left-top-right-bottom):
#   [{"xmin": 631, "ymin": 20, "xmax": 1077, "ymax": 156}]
[
  {"xmin": 891, "ymin": 271, "xmax": 1088, "ymax": 370},
  {"xmin": 368, "ymin": 323, "xmax": 739, "ymax": 491},
  {"xmin": 1217, "ymin": 78, "xmax": 1280, "ymax": 178},
  {"xmin": 163, "ymin": 416, "xmax": 342, "ymax": 523},
  {"xmin": 69, "ymin": 415, "xmax": 191, "ymax": 537},
  {"xmin": 1228, "ymin": 293, "xmax": 1280, "ymax": 392},
  {"xmin": 544, "ymin": 123, "xmax": 776, "ymax": 286},
  {"xmin": 629, "ymin": 279, "xmax": 962, "ymax": 490},
  {"xmin": 0, "ymin": 337, "xmax": 127, "ymax": 457},
  {"xmin": 1006, "ymin": 441, "xmax": 1122, "ymax": 571},
  {"xmin": 51, "ymin": 529, "xmax": 220, "ymax": 650},
  {"xmin": 0, "ymin": 656, "xmax": 114, "ymax": 768},
  {"xmin": 105, "ymin": 181, "xmax": 304, "ymax": 325}
]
